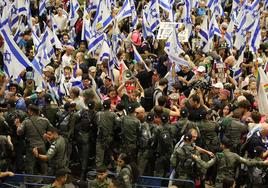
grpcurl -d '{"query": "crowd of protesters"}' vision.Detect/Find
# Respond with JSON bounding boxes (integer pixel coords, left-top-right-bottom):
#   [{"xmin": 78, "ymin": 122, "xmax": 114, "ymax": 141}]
[{"xmin": 0, "ymin": 0, "xmax": 268, "ymax": 188}]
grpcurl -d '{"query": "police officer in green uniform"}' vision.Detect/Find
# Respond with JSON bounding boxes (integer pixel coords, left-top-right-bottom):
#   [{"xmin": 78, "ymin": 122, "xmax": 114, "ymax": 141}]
[
  {"xmin": 223, "ymin": 109, "xmax": 248, "ymax": 153},
  {"xmin": 214, "ymin": 137, "xmax": 268, "ymax": 188},
  {"xmin": 197, "ymin": 111, "xmax": 220, "ymax": 153},
  {"xmin": 95, "ymin": 99, "xmax": 118, "ymax": 167},
  {"xmin": 16, "ymin": 104, "xmax": 53, "ymax": 177},
  {"xmin": 3, "ymin": 100, "xmax": 27, "ymax": 172},
  {"xmin": 170, "ymin": 128, "xmax": 216, "ymax": 188},
  {"xmin": 75, "ymin": 100, "xmax": 97, "ymax": 179},
  {"xmin": 174, "ymin": 108, "xmax": 189, "ymax": 141},
  {"xmin": 56, "ymin": 102, "xmax": 79, "ymax": 162},
  {"xmin": 153, "ymin": 113, "xmax": 175, "ymax": 177},
  {"xmin": 33, "ymin": 127, "xmax": 67, "ymax": 176},
  {"xmin": 121, "ymin": 104, "xmax": 140, "ymax": 162},
  {"xmin": 136, "ymin": 109, "xmax": 155, "ymax": 176},
  {"xmin": 89, "ymin": 166, "xmax": 111, "ymax": 188},
  {"xmin": 41, "ymin": 94, "xmax": 59, "ymax": 126}
]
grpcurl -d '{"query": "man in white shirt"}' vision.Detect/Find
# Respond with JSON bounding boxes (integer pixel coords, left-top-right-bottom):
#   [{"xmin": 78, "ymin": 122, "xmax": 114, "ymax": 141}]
[
  {"xmin": 54, "ymin": 7, "xmax": 68, "ymax": 34},
  {"xmin": 62, "ymin": 45, "xmax": 74, "ymax": 67}
]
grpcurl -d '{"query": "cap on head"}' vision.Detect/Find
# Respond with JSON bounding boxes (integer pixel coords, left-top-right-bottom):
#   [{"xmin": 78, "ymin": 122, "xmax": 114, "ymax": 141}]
[
  {"xmin": 212, "ymin": 82, "xmax": 224, "ymax": 89},
  {"xmin": 161, "ymin": 112, "xmax": 169, "ymax": 123},
  {"xmin": 180, "ymin": 108, "xmax": 189, "ymax": 118},
  {"xmin": 103, "ymin": 99, "xmax": 111, "ymax": 109},
  {"xmin": 197, "ymin": 65, "xmax": 206, "ymax": 73},
  {"xmin": 87, "ymin": 100, "xmax": 96, "ymax": 110},
  {"xmin": 43, "ymin": 66, "xmax": 54, "ymax": 73},
  {"xmin": 127, "ymin": 104, "xmax": 136, "ymax": 114},
  {"xmin": 146, "ymin": 112, "xmax": 154, "ymax": 122}
]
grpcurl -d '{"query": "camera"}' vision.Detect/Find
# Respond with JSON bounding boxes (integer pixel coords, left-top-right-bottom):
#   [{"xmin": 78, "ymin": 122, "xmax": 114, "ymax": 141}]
[{"xmin": 193, "ymin": 80, "xmax": 211, "ymax": 91}]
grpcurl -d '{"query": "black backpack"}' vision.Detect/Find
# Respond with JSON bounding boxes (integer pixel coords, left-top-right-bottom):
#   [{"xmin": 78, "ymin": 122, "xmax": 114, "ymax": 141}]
[
  {"xmin": 141, "ymin": 87, "xmax": 162, "ymax": 111},
  {"xmin": 158, "ymin": 126, "xmax": 172, "ymax": 153}
]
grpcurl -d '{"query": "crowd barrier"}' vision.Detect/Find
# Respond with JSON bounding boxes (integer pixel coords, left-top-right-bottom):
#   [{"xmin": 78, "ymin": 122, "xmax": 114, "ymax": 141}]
[
  {"xmin": 0, "ymin": 174, "xmax": 55, "ymax": 187},
  {"xmin": 0, "ymin": 172, "xmax": 195, "ymax": 188}
]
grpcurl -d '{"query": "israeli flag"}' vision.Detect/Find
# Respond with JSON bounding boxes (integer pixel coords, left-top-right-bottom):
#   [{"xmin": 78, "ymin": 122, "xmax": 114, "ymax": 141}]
[
  {"xmin": 232, "ymin": 51, "xmax": 244, "ymax": 84},
  {"xmin": 167, "ymin": 53, "xmax": 190, "ymax": 67},
  {"xmin": 0, "ymin": 4, "xmax": 10, "ymax": 29},
  {"xmin": 98, "ymin": 39, "xmax": 111, "ymax": 63},
  {"xmin": 9, "ymin": 2, "xmax": 20, "ymax": 29},
  {"xmin": 69, "ymin": 0, "xmax": 80, "ymax": 27},
  {"xmin": 32, "ymin": 30, "xmax": 41, "ymax": 52},
  {"xmin": 234, "ymin": 29, "xmax": 247, "ymax": 52},
  {"xmin": 247, "ymin": 0, "xmax": 260, "ymax": 11},
  {"xmin": 116, "ymin": 0, "xmax": 132, "ymax": 21},
  {"xmin": 39, "ymin": 0, "xmax": 46, "ymax": 16},
  {"xmin": 15, "ymin": 0, "xmax": 29, "ymax": 16},
  {"xmin": 88, "ymin": 0, "xmax": 98, "ymax": 12},
  {"xmin": 0, "ymin": 28, "xmax": 42, "ymax": 82},
  {"xmin": 93, "ymin": 0, "xmax": 113, "ymax": 32},
  {"xmin": 133, "ymin": 44, "xmax": 149, "ymax": 70},
  {"xmin": 158, "ymin": 0, "xmax": 173, "ymax": 21},
  {"xmin": 208, "ymin": 14, "xmax": 221, "ymax": 39},
  {"xmin": 13, "ymin": 18, "xmax": 28, "ymax": 44},
  {"xmin": 250, "ymin": 18, "xmax": 261, "ymax": 52},
  {"xmin": 199, "ymin": 15, "xmax": 209, "ymax": 43},
  {"xmin": 81, "ymin": 6, "xmax": 92, "ymax": 41},
  {"xmin": 88, "ymin": 33, "xmax": 105, "ymax": 53},
  {"xmin": 144, "ymin": 0, "xmax": 160, "ymax": 32},
  {"xmin": 142, "ymin": 9, "xmax": 154, "ymax": 39},
  {"xmin": 130, "ymin": 0, "xmax": 138, "ymax": 29},
  {"xmin": 50, "ymin": 13, "xmax": 58, "ymax": 32},
  {"xmin": 182, "ymin": 0, "xmax": 192, "ymax": 23},
  {"xmin": 111, "ymin": 20, "xmax": 122, "ymax": 54},
  {"xmin": 165, "ymin": 28, "xmax": 184, "ymax": 56}
]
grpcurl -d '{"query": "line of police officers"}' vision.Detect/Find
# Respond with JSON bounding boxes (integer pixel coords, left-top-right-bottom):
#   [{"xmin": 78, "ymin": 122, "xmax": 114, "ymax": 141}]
[{"xmin": 1, "ymin": 95, "xmax": 268, "ymax": 187}]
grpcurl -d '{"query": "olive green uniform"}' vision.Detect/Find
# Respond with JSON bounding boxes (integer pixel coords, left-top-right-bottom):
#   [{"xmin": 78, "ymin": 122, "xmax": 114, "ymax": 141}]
[
  {"xmin": 89, "ymin": 177, "xmax": 111, "ymax": 188},
  {"xmin": 118, "ymin": 165, "xmax": 133, "ymax": 188},
  {"xmin": 197, "ymin": 120, "xmax": 220, "ymax": 152},
  {"xmin": 46, "ymin": 135, "xmax": 67, "ymax": 175},
  {"xmin": 170, "ymin": 143, "xmax": 215, "ymax": 187},
  {"xmin": 95, "ymin": 110, "xmax": 118, "ymax": 167},
  {"xmin": 224, "ymin": 118, "xmax": 248, "ymax": 153},
  {"xmin": 215, "ymin": 148, "xmax": 267, "ymax": 188},
  {"xmin": 137, "ymin": 122, "xmax": 154, "ymax": 175},
  {"xmin": 121, "ymin": 114, "xmax": 140, "ymax": 162},
  {"xmin": 17, "ymin": 116, "xmax": 53, "ymax": 176}
]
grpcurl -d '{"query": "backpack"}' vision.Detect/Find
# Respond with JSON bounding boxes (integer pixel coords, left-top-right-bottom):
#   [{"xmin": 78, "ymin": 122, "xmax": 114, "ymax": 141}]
[
  {"xmin": 139, "ymin": 123, "xmax": 152, "ymax": 149},
  {"xmin": 76, "ymin": 110, "xmax": 96, "ymax": 133},
  {"xmin": 142, "ymin": 87, "xmax": 162, "ymax": 111},
  {"xmin": 158, "ymin": 126, "xmax": 173, "ymax": 153},
  {"xmin": 177, "ymin": 146, "xmax": 197, "ymax": 179}
]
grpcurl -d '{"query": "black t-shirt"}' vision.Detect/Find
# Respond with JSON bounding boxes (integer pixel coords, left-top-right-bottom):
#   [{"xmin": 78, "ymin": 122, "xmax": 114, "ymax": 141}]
[
  {"xmin": 188, "ymin": 105, "xmax": 207, "ymax": 122},
  {"xmin": 176, "ymin": 70, "xmax": 195, "ymax": 92},
  {"xmin": 247, "ymin": 131, "xmax": 266, "ymax": 159},
  {"xmin": 135, "ymin": 70, "xmax": 153, "ymax": 89}
]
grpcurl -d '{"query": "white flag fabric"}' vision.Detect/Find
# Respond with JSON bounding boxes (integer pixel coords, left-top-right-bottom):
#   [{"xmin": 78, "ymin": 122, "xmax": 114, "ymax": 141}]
[
  {"xmin": 257, "ymin": 67, "xmax": 268, "ymax": 116},
  {"xmin": 0, "ymin": 27, "xmax": 42, "ymax": 84}
]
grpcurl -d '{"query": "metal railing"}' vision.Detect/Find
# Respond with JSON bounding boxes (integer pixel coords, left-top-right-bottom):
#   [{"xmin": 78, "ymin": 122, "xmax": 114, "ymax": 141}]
[
  {"xmin": 0, "ymin": 174, "xmax": 55, "ymax": 188},
  {"xmin": 1, "ymin": 173, "xmax": 195, "ymax": 188},
  {"xmin": 135, "ymin": 176, "xmax": 195, "ymax": 188}
]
